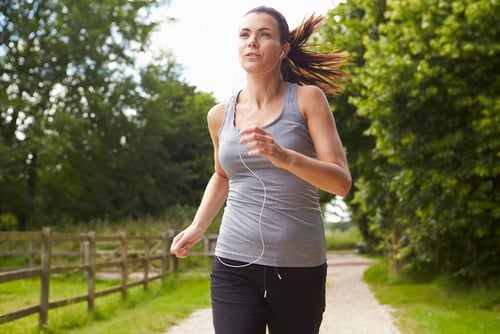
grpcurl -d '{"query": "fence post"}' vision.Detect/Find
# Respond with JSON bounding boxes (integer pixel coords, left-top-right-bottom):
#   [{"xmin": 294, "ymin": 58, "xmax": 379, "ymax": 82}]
[
  {"xmin": 119, "ymin": 231, "xmax": 127, "ymax": 299},
  {"xmin": 87, "ymin": 232, "xmax": 96, "ymax": 312},
  {"xmin": 161, "ymin": 232, "xmax": 168, "ymax": 280},
  {"xmin": 29, "ymin": 239, "xmax": 36, "ymax": 268},
  {"xmin": 143, "ymin": 235, "xmax": 149, "ymax": 291},
  {"xmin": 39, "ymin": 227, "xmax": 52, "ymax": 328},
  {"xmin": 80, "ymin": 240, "xmax": 86, "ymax": 267}
]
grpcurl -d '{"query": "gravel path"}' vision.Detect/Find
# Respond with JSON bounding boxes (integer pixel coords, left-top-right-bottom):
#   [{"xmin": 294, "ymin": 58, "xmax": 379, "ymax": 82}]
[{"xmin": 165, "ymin": 253, "xmax": 401, "ymax": 334}]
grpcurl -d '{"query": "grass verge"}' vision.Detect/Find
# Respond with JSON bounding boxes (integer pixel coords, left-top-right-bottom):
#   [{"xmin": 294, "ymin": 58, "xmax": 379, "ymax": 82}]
[
  {"xmin": 325, "ymin": 225, "xmax": 362, "ymax": 251},
  {"xmin": 364, "ymin": 258, "xmax": 500, "ymax": 334},
  {"xmin": 1, "ymin": 271, "xmax": 211, "ymax": 334}
]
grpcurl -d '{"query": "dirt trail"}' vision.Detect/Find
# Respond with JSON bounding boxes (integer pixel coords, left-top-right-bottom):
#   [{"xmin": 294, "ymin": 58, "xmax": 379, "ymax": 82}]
[{"xmin": 165, "ymin": 253, "xmax": 401, "ymax": 334}]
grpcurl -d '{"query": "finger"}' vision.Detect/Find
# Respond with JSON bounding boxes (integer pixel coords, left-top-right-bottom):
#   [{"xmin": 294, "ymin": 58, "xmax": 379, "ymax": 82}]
[
  {"xmin": 170, "ymin": 235, "xmax": 191, "ymax": 255},
  {"xmin": 239, "ymin": 133, "xmax": 269, "ymax": 145},
  {"xmin": 239, "ymin": 126, "xmax": 267, "ymax": 136},
  {"xmin": 238, "ymin": 126, "xmax": 258, "ymax": 134},
  {"xmin": 170, "ymin": 233, "xmax": 183, "ymax": 251},
  {"xmin": 174, "ymin": 247, "xmax": 189, "ymax": 258},
  {"xmin": 171, "ymin": 241, "xmax": 189, "ymax": 257}
]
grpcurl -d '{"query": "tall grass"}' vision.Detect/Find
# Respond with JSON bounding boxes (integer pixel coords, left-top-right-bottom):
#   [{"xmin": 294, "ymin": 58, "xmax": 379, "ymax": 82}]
[{"xmin": 51, "ymin": 205, "xmax": 200, "ymax": 236}]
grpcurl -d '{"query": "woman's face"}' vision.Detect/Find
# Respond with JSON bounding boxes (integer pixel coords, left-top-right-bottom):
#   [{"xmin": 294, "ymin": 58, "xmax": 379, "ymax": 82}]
[{"xmin": 238, "ymin": 12, "xmax": 283, "ymax": 74}]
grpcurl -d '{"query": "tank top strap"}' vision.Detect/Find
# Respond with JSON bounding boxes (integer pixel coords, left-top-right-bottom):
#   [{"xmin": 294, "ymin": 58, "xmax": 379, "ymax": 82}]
[{"xmin": 285, "ymin": 81, "xmax": 297, "ymax": 106}]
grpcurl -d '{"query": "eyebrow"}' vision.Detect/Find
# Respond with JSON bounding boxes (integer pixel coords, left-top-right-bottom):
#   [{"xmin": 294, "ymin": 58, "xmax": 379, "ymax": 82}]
[{"xmin": 239, "ymin": 27, "xmax": 274, "ymax": 33}]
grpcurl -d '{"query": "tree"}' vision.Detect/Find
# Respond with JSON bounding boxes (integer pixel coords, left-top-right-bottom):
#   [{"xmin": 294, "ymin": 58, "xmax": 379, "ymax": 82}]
[
  {"xmin": 116, "ymin": 62, "xmax": 213, "ymax": 218},
  {"xmin": 1, "ymin": 0, "xmax": 166, "ymax": 228},
  {"xmin": 319, "ymin": 0, "xmax": 387, "ymax": 248},
  {"xmin": 1, "ymin": 0, "xmax": 216, "ymax": 228},
  {"xmin": 322, "ymin": 0, "xmax": 499, "ymax": 284}
]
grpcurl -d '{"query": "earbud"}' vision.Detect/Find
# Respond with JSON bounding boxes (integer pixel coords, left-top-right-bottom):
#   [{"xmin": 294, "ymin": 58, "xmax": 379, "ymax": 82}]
[{"xmin": 280, "ymin": 50, "xmax": 285, "ymax": 58}]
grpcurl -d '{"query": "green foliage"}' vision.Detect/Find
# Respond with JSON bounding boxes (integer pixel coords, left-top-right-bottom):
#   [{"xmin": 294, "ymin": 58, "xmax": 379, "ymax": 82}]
[
  {"xmin": 0, "ymin": 0, "xmax": 216, "ymax": 228},
  {"xmin": 322, "ymin": 0, "xmax": 500, "ymax": 285},
  {"xmin": 320, "ymin": 0, "xmax": 386, "ymax": 247},
  {"xmin": 0, "ymin": 212, "xmax": 18, "ymax": 230},
  {"xmin": 325, "ymin": 224, "xmax": 363, "ymax": 250}
]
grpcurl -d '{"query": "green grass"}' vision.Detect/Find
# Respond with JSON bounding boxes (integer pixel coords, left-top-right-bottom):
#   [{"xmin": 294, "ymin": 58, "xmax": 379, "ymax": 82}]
[
  {"xmin": 1, "ymin": 212, "xmax": 216, "ymax": 334},
  {"xmin": 0, "ymin": 271, "xmax": 211, "ymax": 334},
  {"xmin": 325, "ymin": 225, "xmax": 362, "ymax": 250},
  {"xmin": 0, "ymin": 274, "xmax": 122, "ymax": 313},
  {"xmin": 364, "ymin": 258, "xmax": 500, "ymax": 334}
]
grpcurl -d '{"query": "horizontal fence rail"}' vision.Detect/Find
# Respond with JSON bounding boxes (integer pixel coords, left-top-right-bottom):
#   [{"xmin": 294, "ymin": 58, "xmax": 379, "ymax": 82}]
[{"xmin": 0, "ymin": 227, "xmax": 218, "ymax": 328}]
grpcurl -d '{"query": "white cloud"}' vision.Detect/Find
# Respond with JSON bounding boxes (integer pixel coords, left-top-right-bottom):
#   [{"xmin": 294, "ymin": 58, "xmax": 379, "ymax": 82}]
[{"xmin": 149, "ymin": 0, "xmax": 342, "ymax": 101}]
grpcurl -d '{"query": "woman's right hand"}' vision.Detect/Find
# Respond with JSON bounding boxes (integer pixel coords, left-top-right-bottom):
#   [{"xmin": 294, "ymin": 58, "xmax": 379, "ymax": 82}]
[{"xmin": 170, "ymin": 224, "xmax": 205, "ymax": 258}]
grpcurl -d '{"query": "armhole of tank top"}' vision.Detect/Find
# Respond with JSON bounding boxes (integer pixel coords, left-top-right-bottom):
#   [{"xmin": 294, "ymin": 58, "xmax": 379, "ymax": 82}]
[{"xmin": 218, "ymin": 95, "xmax": 236, "ymax": 137}]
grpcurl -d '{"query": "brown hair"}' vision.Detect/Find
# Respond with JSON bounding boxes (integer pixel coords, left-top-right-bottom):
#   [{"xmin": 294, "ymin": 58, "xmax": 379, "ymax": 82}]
[{"xmin": 245, "ymin": 6, "xmax": 350, "ymax": 95}]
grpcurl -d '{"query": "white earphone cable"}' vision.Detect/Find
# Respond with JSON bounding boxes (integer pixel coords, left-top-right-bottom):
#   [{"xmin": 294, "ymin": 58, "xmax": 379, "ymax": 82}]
[{"xmin": 217, "ymin": 141, "xmax": 267, "ymax": 268}]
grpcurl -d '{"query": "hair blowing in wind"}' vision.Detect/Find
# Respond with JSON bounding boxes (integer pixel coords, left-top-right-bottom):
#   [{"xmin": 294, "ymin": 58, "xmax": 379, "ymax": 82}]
[{"xmin": 283, "ymin": 14, "xmax": 351, "ymax": 96}]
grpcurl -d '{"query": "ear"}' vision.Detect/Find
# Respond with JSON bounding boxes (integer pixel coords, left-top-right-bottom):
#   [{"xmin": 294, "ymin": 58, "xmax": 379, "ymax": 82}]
[{"xmin": 281, "ymin": 42, "xmax": 291, "ymax": 58}]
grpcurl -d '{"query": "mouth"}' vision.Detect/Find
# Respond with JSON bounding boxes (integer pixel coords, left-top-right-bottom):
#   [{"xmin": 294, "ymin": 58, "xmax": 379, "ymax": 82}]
[{"xmin": 245, "ymin": 52, "xmax": 260, "ymax": 57}]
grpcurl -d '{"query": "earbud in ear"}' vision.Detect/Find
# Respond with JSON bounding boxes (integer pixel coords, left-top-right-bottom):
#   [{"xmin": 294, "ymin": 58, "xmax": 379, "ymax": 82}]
[{"xmin": 280, "ymin": 51, "xmax": 285, "ymax": 58}]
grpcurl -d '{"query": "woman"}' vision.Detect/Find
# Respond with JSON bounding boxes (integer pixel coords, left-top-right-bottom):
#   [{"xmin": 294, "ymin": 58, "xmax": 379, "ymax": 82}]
[{"xmin": 170, "ymin": 6, "xmax": 351, "ymax": 334}]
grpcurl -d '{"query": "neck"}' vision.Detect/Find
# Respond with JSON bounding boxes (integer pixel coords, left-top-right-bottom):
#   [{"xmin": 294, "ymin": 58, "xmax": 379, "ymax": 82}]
[{"xmin": 243, "ymin": 74, "xmax": 284, "ymax": 108}]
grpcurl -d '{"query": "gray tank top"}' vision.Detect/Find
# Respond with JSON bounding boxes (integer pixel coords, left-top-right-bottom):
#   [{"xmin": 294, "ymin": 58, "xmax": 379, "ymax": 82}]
[{"xmin": 216, "ymin": 82, "xmax": 326, "ymax": 267}]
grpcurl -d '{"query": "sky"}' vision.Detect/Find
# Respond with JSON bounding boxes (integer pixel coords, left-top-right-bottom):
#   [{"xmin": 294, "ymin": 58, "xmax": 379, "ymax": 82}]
[{"xmin": 147, "ymin": 0, "xmax": 342, "ymax": 102}]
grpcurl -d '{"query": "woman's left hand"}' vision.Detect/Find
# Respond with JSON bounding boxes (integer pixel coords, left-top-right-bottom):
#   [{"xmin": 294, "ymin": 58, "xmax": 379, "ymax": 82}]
[{"xmin": 239, "ymin": 126, "xmax": 290, "ymax": 168}]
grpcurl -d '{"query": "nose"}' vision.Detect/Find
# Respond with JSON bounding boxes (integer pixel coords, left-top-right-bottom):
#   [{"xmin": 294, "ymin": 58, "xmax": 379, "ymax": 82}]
[{"xmin": 248, "ymin": 34, "xmax": 258, "ymax": 48}]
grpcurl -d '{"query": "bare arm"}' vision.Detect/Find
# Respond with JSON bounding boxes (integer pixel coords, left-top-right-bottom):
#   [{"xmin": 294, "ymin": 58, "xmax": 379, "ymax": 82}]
[
  {"xmin": 170, "ymin": 103, "xmax": 229, "ymax": 258},
  {"xmin": 239, "ymin": 85, "xmax": 351, "ymax": 196}
]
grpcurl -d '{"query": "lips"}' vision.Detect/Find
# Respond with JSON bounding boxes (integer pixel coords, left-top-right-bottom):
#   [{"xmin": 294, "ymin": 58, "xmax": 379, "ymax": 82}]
[{"xmin": 245, "ymin": 51, "xmax": 260, "ymax": 57}]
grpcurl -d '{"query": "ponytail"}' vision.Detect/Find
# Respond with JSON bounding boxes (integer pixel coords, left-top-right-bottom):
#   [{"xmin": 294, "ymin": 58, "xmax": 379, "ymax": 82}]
[{"xmin": 284, "ymin": 14, "xmax": 350, "ymax": 95}]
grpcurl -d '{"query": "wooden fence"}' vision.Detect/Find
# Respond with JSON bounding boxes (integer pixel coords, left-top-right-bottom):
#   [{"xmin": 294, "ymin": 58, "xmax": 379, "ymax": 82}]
[{"xmin": 0, "ymin": 227, "xmax": 218, "ymax": 328}]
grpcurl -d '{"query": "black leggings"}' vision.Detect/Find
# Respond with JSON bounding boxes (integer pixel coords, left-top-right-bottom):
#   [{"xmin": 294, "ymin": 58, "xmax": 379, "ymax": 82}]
[{"xmin": 210, "ymin": 257, "xmax": 327, "ymax": 334}]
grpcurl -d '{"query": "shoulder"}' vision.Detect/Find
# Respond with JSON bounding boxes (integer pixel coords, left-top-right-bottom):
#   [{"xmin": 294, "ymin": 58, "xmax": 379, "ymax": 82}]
[
  {"xmin": 295, "ymin": 85, "xmax": 330, "ymax": 119},
  {"xmin": 207, "ymin": 102, "xmax": 227, "ymax": 132},
  {"xmin": 296, "ymin": 84, "xmax": 328, "ymax": 105}
]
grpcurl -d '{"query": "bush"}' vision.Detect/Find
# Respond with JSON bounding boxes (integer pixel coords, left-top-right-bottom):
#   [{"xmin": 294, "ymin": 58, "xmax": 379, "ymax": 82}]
[
  {"xmin": 325, "ymin": 225, "xmax": 362, "ymax": 251},
  {"xmin": 0, "ymin": 213, "xmax": 18, "ymax": 231}
]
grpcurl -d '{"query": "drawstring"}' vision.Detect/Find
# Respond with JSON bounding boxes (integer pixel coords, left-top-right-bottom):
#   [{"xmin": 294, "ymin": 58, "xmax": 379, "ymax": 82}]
[
  {"xmin": 264, "ymin": 267, "xmax": 283, "ymax": 299},
  {"xmin": 263, "ymin": 267, "xmax": 267, "ymax": 298},
  {"xmin": 275, "ymin": 267, "xmax": 282, "ymax": 280}
]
